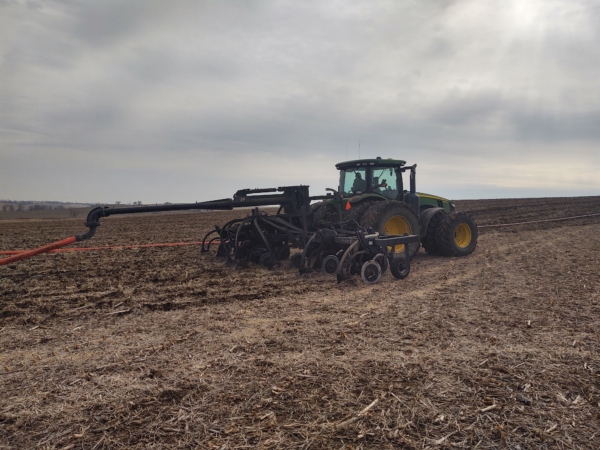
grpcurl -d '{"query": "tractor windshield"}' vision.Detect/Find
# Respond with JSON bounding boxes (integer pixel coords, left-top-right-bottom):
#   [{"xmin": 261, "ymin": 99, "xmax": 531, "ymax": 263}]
[
  {"xmin": 340, "ymin": 168, "xmax": 367, "ymax": 195},
  {"xmin": 371, "ymin": 167, "xmax": 398, "ymax": 200}
]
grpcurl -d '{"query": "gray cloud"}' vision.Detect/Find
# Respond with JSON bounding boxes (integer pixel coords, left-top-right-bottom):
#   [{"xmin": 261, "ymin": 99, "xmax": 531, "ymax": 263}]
[{"xmin": 1, "ymin": 0, "xmax": 599, "ymax": 203}]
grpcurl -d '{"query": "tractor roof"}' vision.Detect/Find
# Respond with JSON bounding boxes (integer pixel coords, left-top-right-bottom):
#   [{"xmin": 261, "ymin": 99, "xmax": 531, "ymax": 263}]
[{"xmin": 335, "ymin": 157, "xmax": 406, "ymax": 170}]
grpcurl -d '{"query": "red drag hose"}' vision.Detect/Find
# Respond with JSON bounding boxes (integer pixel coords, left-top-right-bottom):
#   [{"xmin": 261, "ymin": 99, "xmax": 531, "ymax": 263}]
[
  {"xmin": 0, "ymin": 240, "xmax": 221, "ymax": 259},
  {"xmin": 0, "ymin": 236, "xmax": 77, "ymax": 266}
]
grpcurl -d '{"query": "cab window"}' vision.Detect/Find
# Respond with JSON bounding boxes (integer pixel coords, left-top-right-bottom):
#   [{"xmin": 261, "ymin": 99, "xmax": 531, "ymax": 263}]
[
  {"xmin": 341, "ymin": 168, "xmax": 367, "ymax": 195},
  {"xmin": 371, "ymin": 167, "xmax": 398, "ymax": 200}
]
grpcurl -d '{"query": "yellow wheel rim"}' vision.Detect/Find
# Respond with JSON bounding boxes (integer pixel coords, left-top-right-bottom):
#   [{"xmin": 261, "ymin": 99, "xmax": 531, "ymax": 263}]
[
  {"xmin": 454, "ymin": 223, "xmax": 472, "ymax": 248},
  {"xmin": 384, "ymin": 216, "xmax": 412, "ymax": 252}
]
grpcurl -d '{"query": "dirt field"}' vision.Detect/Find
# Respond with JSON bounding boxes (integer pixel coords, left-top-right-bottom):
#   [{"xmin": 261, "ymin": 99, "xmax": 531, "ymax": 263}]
[{"xmin": 1, "ymin": 197, "xmax": 599, "ymax": 449}]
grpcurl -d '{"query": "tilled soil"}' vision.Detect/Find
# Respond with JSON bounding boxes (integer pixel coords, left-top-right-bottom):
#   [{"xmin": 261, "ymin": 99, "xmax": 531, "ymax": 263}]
[{"xmin": 1, "ymin": 197, "xmax": 600, "ymax": 449}]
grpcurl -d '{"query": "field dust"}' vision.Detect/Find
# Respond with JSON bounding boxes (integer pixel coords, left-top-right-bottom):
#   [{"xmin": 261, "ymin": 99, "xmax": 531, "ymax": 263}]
[{"xmin": 1, "ymin": 197, "xmax": 600, "ymax": 449}]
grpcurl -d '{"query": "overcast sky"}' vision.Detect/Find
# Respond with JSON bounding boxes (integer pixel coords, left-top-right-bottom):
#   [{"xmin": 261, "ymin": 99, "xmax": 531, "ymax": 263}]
[{"xmin": 1, "ymin": 0, "xmax": 599, "ymax": 203}]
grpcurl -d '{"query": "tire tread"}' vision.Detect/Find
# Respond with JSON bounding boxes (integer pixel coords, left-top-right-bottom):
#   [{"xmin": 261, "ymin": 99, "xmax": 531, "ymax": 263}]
[
  {"xmin": 359, "ymin": 200, "xmax": 421, "ymax": 259},
  {"xmin": 422, "ymin": 210, "xmax": 446, "ymax": 255},
  {"xmin": 435, "ymin": 211, "xmax": 478, "ymax": 257},
  {"xmin": 343, "ymin": 201, "xmax": 374, "ymax": 229}
]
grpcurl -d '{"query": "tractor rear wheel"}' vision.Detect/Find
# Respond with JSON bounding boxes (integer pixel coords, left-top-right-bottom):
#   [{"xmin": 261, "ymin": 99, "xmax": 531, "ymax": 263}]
[
  {"xmin": 311, "ymin": 201, "xmax": 338, "ymax": 225},
  {"xmin": 421, "ymin": 210, "xmax": 446, "ymax": 255},
  {"xmin": 434, "ymin": 212, "xmax": 478, "ymax": 257},
  {"xmin": 359, "ymin": 201, "xmax": 420, "ymax": 259},
  {"xmin": 342, "ymin": 201, "xmax": 373, "ymax": 229}
]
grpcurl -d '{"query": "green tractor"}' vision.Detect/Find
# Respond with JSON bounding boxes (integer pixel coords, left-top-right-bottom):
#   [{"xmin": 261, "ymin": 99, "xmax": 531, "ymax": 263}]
[
  {"xmin": 2, "ymin": 156, "xmax": 477, "ymax": 280},
  {"xmin": 312, "ymin": 157, "xmax": 478, "ymax": 258}
]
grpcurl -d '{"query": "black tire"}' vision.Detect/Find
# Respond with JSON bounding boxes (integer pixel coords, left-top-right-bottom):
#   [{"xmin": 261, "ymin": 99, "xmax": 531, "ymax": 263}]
[
  {"xmin": 359, "ymin": 201, "xmax": 420, "ymax": 259},
  {"xmin": 421, "ymin": 210, "xmax": 446, "ymax": 255},
  {"xmin": 342, "ymin": 201, "xmax": 373, "ymax": 230},
  {"xmin": 390, "ymin": 258, "xmax": 410, "ymax": 279},
  {"xmin": 249, "ymin": 247, "xmax": 267, "ymax": 264},
  {"xmin": 275, "ymin": 246, "xmax": 291, "ymax": 261},
  {"xmin": 361, "ymin": 260, "xmax": 382, "ymax": 284},
  {"xmin": 311, "ymin": 201, "xmax": 338, "ymax": 225},
  {"xmin": 259, "ymin": 252, "xmax": 275, "ymax": 268},
  {"xmin": 321, "ymin": 255, "xmax": 340, "ymax": 274},
  {"xmin": 434, "ymin": 212, "xmax": 478, "ymax": 257}
]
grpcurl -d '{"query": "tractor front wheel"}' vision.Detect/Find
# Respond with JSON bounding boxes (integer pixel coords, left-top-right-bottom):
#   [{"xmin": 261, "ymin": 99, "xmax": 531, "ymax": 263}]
[
  {"xmin": 421, "ymin": 210, "xmax": 446, "ymax": 255},
  {"xmin": 359, "ymin": 201, "xmax": 420, "ymax": 259},
  {"xmin": 434, "ymin": 212, "xmax": 478, "ymax": 257}
]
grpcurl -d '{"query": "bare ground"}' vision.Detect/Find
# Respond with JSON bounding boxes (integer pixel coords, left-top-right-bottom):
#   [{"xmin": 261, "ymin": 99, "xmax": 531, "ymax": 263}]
[{"xmin": 1, "ymin": 197, "xmax": 600, "ymax": 449}]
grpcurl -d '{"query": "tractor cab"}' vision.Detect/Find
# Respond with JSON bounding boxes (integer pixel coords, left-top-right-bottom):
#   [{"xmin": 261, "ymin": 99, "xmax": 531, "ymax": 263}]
[
  {"xmin": 335, "ymin": 157, "xmax": 455, "ymax": 214},
  {"xmin": 336, "ymin": 157, "xmax": 405, "ymax": 200}
]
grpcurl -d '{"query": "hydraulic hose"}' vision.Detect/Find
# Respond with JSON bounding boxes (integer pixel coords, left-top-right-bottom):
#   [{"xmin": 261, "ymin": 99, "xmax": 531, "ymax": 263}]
[
  {"xmin": 0, "ymin": 200, "xmax": 219, "ymax": 266},
  {"xmin": 0, "ymin": 226, "xmax": 97, "ymax": 266},
  {"xmin": 0, "ymin": 187, "xmax": 302, "ymax": 266},
  {"xmin": 0, "ymin": 236, "xmax": 77, "ymax": 266}
]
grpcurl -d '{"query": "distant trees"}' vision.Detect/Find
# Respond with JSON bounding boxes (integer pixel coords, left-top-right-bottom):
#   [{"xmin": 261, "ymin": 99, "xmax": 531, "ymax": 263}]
[
  {"xmin": 28, "ymin": 204, "xmax": 49, "ymax": 211},
  {"xmin": 0, "ymin": 202, "xmax": 98, "ymax": 214},
  {"xmin": 0, "ymin": 201, "xmax": 94, "ymax": 213}
]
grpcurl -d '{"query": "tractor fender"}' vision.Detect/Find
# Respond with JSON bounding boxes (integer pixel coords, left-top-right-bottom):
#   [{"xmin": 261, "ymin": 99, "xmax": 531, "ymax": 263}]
[{"xmin": 419, "ymin": 207, "xmax": 445, "ymax": 237}]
